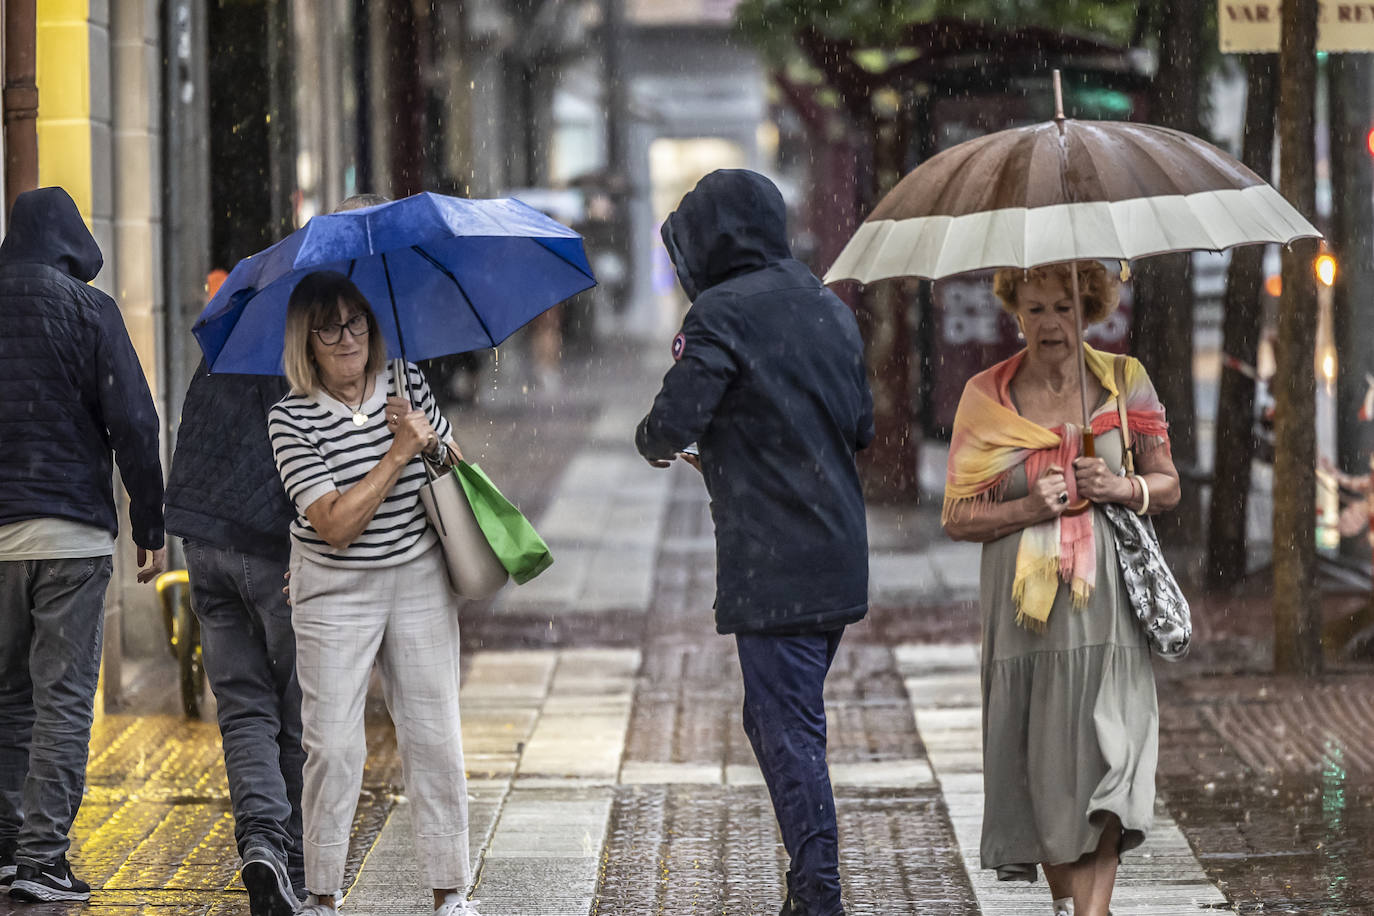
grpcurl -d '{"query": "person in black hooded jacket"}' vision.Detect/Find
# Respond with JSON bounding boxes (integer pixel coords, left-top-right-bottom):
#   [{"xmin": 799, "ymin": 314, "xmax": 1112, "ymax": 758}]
[
  {"xmin": 0, "ymin": 186, "xmax": 166, "ymax": 903},
  {"xmin": 636, "ymin": 169, "xmax": 873, "ymax": 916},
  {"xmin": 164, "ymin": 358, "xmax": 304, "ymax": 916}
]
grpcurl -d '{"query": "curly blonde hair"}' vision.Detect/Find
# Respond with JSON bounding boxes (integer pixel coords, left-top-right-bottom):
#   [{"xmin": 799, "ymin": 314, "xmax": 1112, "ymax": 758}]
[{"xmin": 992, "ymin": 261, "xmax": 1120, "ymax": 325}]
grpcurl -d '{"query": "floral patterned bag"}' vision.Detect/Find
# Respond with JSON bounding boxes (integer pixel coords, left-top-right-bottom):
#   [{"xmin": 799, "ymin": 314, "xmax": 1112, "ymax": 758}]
[{"xmin": 1102, "ymin": 357, "xmax": 1191, "ymax": 660}]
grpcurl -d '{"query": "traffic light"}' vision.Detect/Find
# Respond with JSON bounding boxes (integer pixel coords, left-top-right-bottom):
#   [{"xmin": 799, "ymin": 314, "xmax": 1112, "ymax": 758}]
[{"xmin": 1367, "ymin": 126, "xmax": 1374, "ymax": 156}]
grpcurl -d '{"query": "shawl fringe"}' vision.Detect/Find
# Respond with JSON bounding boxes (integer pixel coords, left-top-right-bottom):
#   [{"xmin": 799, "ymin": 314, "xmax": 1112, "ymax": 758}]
[{"xmin": 941, "ymin": 474, "xmax": 1012, "ymax": 527}]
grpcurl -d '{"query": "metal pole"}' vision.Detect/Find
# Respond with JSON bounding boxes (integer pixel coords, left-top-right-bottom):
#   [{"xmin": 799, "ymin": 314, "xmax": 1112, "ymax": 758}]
[
  {"xmin": 1052, "ymin": 70, "xmax": 1095, "ymax": 456},
  {"xmin": 603, "ymin": 0, "xmax": 627, "ymax": 174},
  {"xmin": 1071, "ymin": 260, "xmax": 1094, "ymax": 455}
]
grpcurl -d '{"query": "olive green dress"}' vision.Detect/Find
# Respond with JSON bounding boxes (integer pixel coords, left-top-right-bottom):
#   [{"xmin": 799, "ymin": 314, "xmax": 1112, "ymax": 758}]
[{"xmin": 978, "ymin": 426, "xmax": 1158, "ymax": 881}]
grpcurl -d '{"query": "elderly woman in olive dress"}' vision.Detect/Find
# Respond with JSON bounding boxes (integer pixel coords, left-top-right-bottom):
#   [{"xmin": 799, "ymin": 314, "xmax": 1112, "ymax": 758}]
[{"xmin": 942, "ymin": 261, "xmax": 1180, "ymax": 916}]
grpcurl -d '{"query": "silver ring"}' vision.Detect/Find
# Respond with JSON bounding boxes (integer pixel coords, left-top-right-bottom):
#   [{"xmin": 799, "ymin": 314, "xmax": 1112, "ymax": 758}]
[
  {"xmin": 390, "ymin": 414, "xmax": 398, "ymax": 422},
  {"xmin": 1058, "ymin": 493, "xmax": 1069, "ymax": 504}
]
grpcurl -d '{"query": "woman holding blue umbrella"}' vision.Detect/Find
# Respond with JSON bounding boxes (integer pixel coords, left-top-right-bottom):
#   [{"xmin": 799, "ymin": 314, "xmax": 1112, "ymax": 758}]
[{"xmin": 267, "ymin": 270, "xmax": 481, "ymax": 916}]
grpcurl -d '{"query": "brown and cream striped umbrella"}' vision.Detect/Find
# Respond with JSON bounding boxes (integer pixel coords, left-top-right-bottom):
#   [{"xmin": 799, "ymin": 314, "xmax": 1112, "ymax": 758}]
[
  {"xmin": 823, "ymin": 73, "xmax": 1321, "ymax": 469},
  {"xmin": 824, "ymin": 108, "xmax": 1319, "ymax": 285}
]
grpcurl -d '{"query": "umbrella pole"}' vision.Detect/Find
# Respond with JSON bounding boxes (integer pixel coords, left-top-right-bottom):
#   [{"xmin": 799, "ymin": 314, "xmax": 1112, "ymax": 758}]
[
  {"xmin": 1063, "ymin": 260, "xmax": 1097, "ymax": 517},
  {"xmin": 381, "ymin": 251, "xmax": 417, "ymax": 408},
  {"xmin": 1071, "ymin": 260, "xmax": 1096, "ymax": 459}
]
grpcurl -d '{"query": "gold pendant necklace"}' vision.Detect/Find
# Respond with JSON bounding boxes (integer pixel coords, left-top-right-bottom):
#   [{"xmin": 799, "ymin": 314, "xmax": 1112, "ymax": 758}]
[{"xmin": 323, "ymin": 381, "xmax": 367, "ymax": 426}]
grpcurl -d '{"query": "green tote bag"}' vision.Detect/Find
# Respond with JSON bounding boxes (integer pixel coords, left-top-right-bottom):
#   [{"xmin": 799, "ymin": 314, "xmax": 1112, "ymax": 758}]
[{"xmin": 453, "ymin": 461, "xmax": 554, "ymax": 585}]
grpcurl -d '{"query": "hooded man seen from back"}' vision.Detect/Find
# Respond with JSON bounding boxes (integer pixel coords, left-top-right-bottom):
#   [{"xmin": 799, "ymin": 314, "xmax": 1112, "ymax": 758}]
[
  {"xmin": 635, "ymin": 169, "xmax": 873, "ymax": 916},
  {"xmin": 0, "ymin": 186, "xmax": 164, "ymax": 903},
  {"xmin": 637, "ymin": 168, "xmax": 873, "ymax": 633}
]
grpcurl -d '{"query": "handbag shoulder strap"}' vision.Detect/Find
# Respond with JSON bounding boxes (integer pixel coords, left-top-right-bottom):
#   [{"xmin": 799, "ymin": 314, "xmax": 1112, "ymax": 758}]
[{"xmin": 1114, "ymin": 354, "xmax": 1135, "ymax": 475}]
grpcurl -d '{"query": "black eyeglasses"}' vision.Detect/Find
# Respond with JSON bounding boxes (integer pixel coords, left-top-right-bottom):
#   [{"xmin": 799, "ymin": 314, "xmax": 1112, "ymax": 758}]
[{"xmin": 312, "ymin": 313, "xmax": 369, "ymax": 346}]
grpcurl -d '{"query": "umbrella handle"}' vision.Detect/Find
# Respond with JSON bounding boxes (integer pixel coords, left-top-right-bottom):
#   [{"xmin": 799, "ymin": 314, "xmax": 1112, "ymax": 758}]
[{"xmin": 1063, "ymin": 430, "xmax": 1097, "ymax": 515}]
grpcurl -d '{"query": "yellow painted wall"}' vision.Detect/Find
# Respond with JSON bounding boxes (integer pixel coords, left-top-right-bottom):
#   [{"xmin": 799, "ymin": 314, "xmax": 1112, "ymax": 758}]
[{"xmin": 36, "ymin": 0, "xmax": 93, "ymax": 223}]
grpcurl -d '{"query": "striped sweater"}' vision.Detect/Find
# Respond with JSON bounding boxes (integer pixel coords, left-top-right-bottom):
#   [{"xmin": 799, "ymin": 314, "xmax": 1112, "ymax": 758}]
[{"xmin": 268, "ymin": 361, "xmax": 453, "ymax": 567}]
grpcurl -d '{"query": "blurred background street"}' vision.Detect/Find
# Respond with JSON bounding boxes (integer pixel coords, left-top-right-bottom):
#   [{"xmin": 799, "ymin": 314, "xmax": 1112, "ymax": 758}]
[{"xmin": 4, "ymin": 0, "xmax": 1374, "ymax": 913}]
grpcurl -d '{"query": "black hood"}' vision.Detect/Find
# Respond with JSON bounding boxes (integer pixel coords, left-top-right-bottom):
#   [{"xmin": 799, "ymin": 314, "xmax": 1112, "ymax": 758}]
[
  {"xmin": 660, "ymin": 169, "xmax": 792, "ymax": 300},
  {"xmin": 0, "ymin": 187, "xmax": 103, "ymax": 281}
]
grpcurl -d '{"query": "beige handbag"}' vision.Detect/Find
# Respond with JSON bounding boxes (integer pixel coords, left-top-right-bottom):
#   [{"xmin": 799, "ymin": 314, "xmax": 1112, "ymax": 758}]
[
  {"xmin": 392, "ymin": 360, "xmax": 508, "ymax": 598},
  {"xmin": 419, "ymin": 455, "xmax": 509, "ymax": 598}
]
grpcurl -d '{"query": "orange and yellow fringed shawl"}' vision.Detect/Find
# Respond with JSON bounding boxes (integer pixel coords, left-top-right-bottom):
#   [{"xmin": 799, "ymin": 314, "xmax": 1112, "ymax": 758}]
[{"xmin": 942, "ymin": 344, "xmax": 1169, "ymax": 629}]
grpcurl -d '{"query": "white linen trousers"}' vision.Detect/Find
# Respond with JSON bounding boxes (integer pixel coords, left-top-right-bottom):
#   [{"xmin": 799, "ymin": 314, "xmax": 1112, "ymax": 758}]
[{"xmin": 289, "ymin": 543, "xmax": 470, "ymax": 894}]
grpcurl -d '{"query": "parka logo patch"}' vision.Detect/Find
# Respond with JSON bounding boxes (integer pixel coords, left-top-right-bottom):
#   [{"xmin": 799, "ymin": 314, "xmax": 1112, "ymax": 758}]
[{"xmin": 671, "ymin": 332, "xmax": 686, "ymax": 361}]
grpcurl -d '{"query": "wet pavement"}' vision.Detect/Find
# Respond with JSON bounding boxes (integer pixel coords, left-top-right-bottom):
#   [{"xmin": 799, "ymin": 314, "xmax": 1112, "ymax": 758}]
[
  {"xmin": 5, "ymin": 338, "xmax": 1374, "ymax": 915},
  {"xmin": 1156, "ymin": 674, "xmax": 1374, "ymax": 914}
]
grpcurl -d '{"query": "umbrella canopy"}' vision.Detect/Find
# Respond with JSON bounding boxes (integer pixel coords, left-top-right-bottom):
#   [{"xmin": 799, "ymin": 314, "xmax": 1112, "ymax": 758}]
[
  {"xmin": 193, "ymin": 192, "xmax": 596, "ymax": 375},
  {"xmin": 824, "ymin": 118, "xmax": 1320, "ymax": 284}
]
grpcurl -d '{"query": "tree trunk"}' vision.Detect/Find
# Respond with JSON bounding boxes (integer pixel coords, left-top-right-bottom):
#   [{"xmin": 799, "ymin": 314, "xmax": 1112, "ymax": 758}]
[
  {"xmin": 857, "ymin": 280, "xmax": 919, "ymax": 499},
  {"xmin": 1329, "ymin": 54, "xmax": 1374, "ymax": 564},
  {"xmin": 1206, "ymin": 56, "xmax": 1277, "ymax": 591},
  {"xmin": 1134, "ymin": 0, "xmax": 1202, "ymax": 550},
  {"xmin": 3, "ymin": 0, "xmax": 38, "ymax": 215},
  {"xmin": 1273, "ymin": 0, "xmax": 1323, "ymax": 675},
  {"xmin": 856, "ymin": 114, "xmax": 920, "ymax": 501}
]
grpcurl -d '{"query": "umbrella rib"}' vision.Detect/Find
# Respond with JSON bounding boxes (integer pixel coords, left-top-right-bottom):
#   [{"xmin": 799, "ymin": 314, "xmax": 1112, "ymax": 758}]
[{"xmin": 410, "ymin": 245, "xmax": 496, "ymax": 346}]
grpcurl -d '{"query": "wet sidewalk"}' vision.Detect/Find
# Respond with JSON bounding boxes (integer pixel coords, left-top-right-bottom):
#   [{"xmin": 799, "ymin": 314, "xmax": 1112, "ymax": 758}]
[{"xmin": 7, "ymin": 338, "xmax": 1374, "ymax": 915}]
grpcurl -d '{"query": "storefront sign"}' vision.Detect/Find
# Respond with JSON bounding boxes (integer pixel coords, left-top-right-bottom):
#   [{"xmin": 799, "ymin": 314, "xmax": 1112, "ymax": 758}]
[{"xmin": 1220, "ymin": 2, "xmax": 1374, "ymax": 52}]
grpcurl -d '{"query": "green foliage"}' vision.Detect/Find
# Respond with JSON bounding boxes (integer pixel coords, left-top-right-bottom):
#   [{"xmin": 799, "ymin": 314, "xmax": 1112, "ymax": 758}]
[{"xmin": 734, "ymin": 0, "xmax": 1141, "ymax": 57}]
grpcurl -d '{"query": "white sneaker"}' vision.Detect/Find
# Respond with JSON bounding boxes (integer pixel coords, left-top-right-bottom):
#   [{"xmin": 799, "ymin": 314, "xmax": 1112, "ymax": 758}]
[
  {"xmin": 435, "ymin": 898, "xmax": 483, "ymax": 916},
  {"xmin": 298, "ymin": 895, "xmax": 337, "ymax": 916}
]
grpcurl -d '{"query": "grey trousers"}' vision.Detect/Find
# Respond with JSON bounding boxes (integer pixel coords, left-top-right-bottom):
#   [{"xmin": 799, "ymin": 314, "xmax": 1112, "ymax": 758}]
[
  {"xmin": 185, "ymin": 540, "xmax": 305, "ymax": 895},
  {"xmin": 0, "ymin": 556, "xmax": 112, "ymax": 868},
  {"xmin": 289, "ymin": 543, "xmax": 470, "ymax": 895}
]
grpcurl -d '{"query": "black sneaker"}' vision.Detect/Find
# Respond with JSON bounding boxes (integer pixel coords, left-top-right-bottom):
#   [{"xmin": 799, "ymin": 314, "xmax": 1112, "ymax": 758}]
[
  {"xmin": 241, "ymin": 845, "xmax": 300, "ymax": 916},
  {"xmin": 8, "ymin": 859, "xmax": 91, "ymax": 902},
  {"xmin": 0, "ymin": 837, "xmax": 16, "ymax": 888}
]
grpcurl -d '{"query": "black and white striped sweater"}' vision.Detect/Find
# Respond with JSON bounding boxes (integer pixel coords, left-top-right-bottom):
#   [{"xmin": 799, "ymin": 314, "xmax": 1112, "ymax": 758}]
[{"xmin": 268, "ymin": 361, "xmax": 452, "ymax": 567}]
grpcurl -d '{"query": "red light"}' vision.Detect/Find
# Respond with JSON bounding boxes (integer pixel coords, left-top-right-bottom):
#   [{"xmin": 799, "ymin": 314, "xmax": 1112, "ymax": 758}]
[{"xmin": 1367, "ymin": 127, "xmax": 1374, "ymax": 156}]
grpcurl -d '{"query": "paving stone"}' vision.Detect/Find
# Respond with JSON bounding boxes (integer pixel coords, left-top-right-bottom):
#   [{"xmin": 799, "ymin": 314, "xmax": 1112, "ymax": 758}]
[
  {"xmin": 618, "ymin": 761, "xmax": 723, "ymax": 784},
  {"xmin": 894, "ymin": 642, "xmax": 981, "ymax": 675},
  {"xmin": 829, "ymin": 758, "xmax": 936, "ymax": 787}
]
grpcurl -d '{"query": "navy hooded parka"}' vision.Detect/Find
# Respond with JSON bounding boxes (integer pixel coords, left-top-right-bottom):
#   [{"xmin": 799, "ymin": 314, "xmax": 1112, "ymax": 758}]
[
  {"xmin": 0, "ymin": 187, "xmax": 164, "ymax": 548},
  {"xmin": 636, "ymin": 169, "xmax": 874, "ymax": 635}
]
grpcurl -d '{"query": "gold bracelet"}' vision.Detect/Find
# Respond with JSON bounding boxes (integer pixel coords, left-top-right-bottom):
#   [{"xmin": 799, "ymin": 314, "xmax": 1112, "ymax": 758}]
[{"xmin": 1133, "ymin": 474, "xmax": 1150, "ymax": 515}]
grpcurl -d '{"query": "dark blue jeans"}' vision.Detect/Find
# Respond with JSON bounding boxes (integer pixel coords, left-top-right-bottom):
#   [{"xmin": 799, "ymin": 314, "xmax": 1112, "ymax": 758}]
[
  {"xmin": 185, "ymin": 540, "xmax": 305, "ymax": 895},
  {"xmin": 0, "ymin": 555, "xmax": 112, "ymax": 868},
  {"xmin": 736, "ymin": 628, "xmax": 845, "ymax": 916}
]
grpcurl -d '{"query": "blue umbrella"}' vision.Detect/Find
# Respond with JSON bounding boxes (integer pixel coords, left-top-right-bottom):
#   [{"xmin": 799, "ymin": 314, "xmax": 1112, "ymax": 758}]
[{"xmin": 192, "ymin": 192, "xmax": 596, "ymax": 375}]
